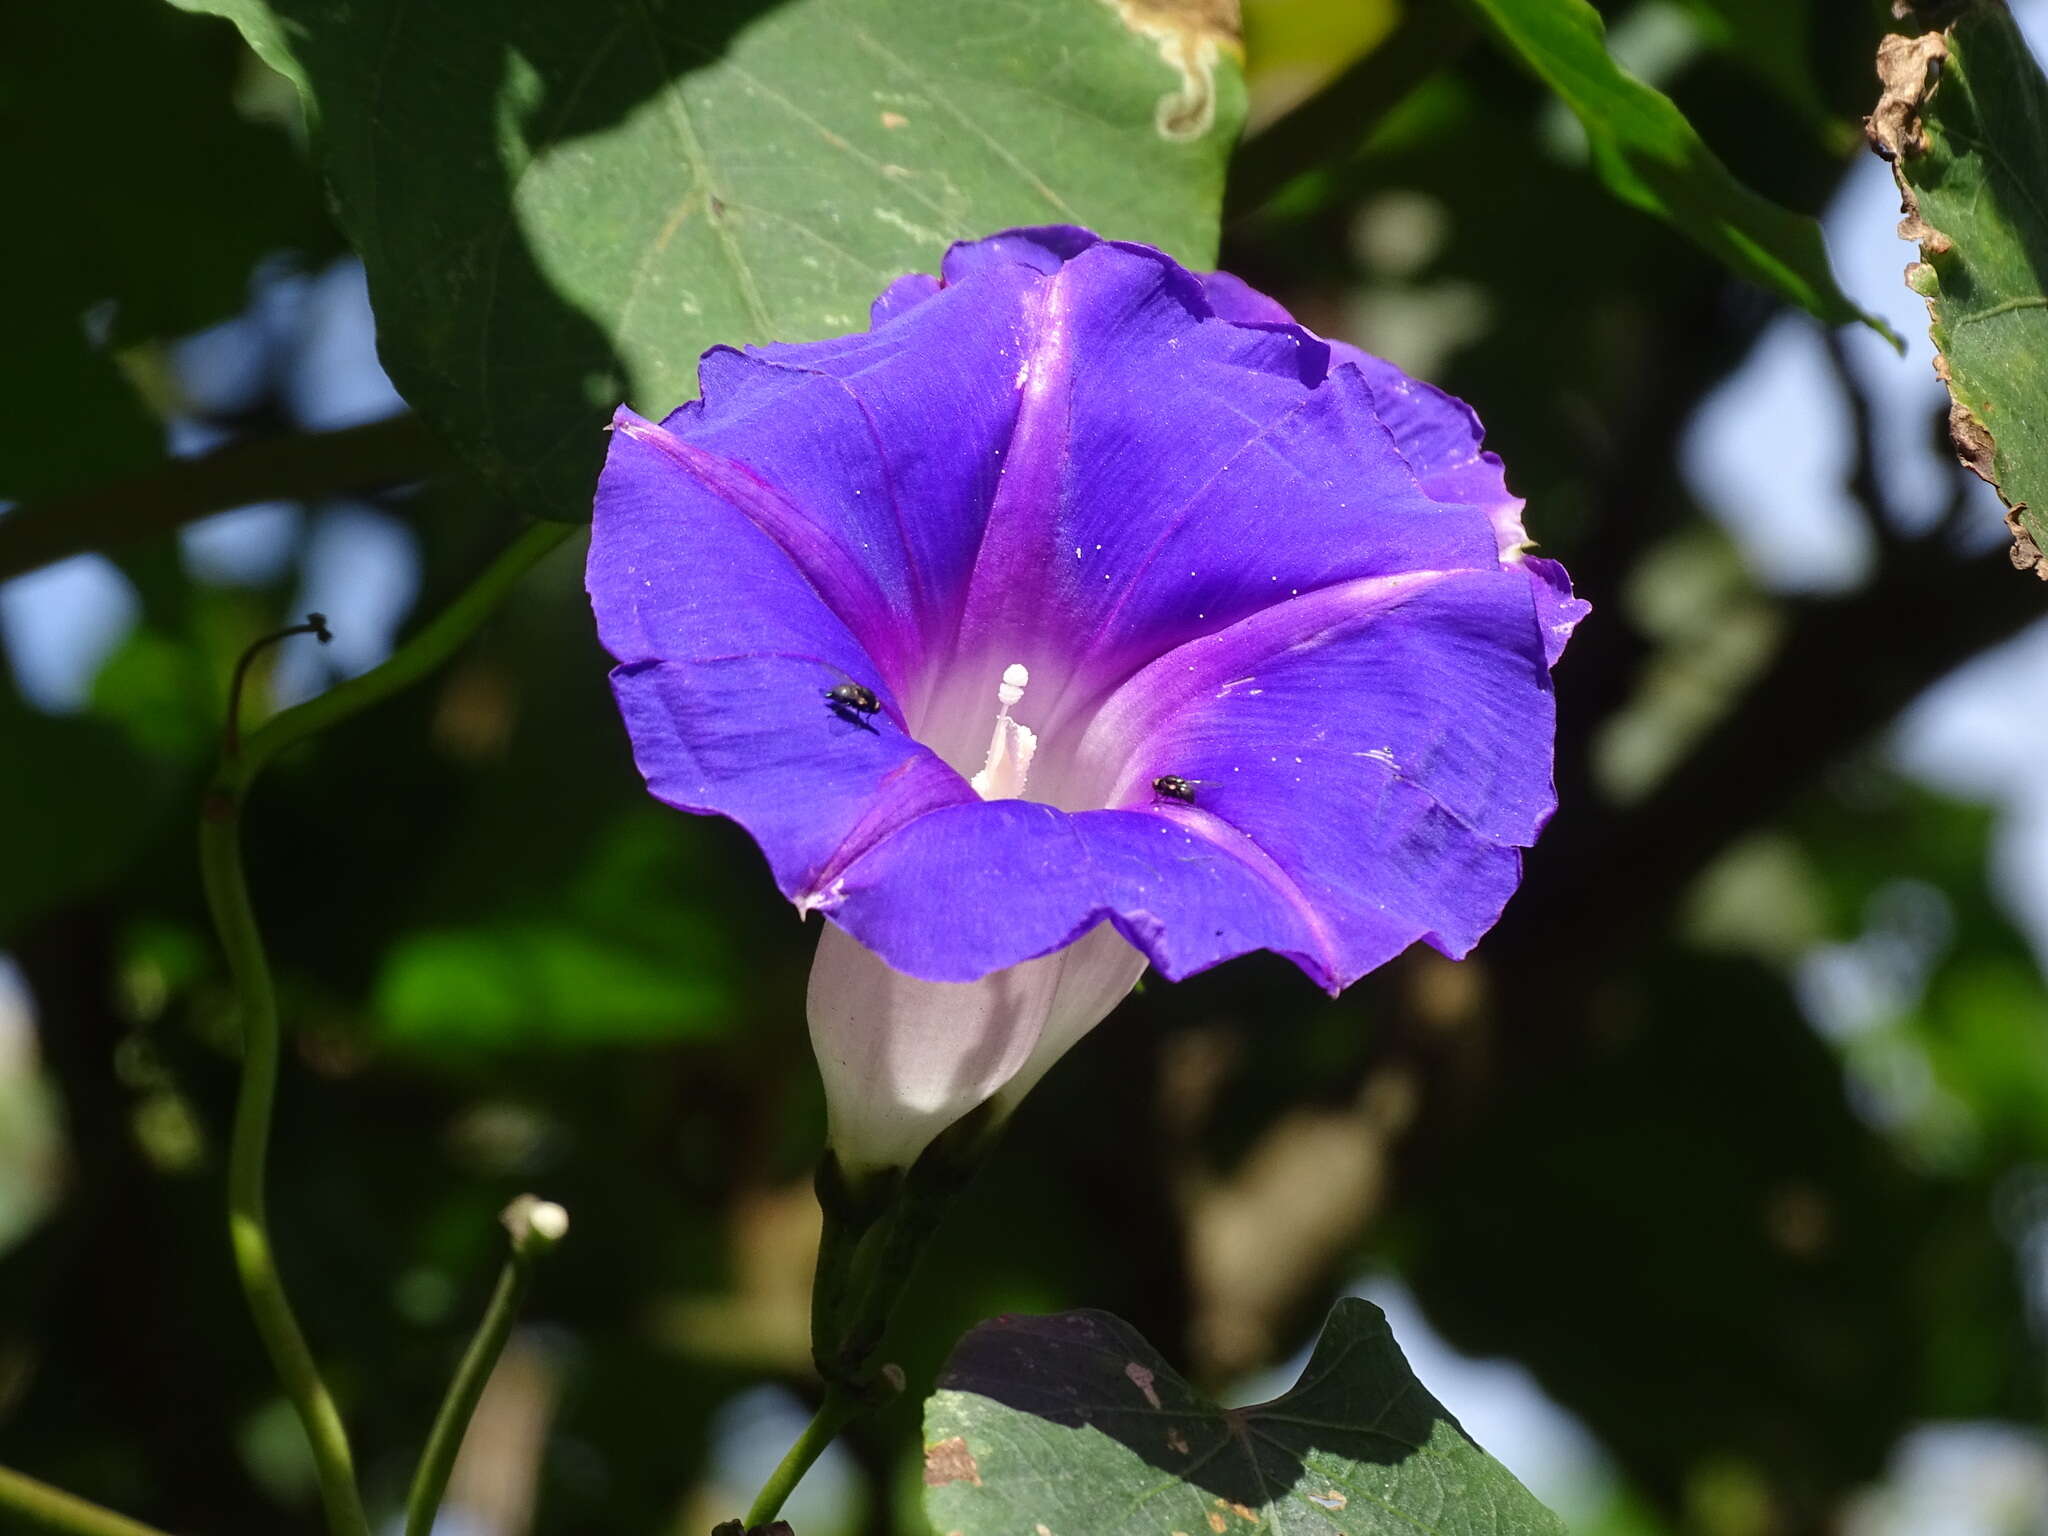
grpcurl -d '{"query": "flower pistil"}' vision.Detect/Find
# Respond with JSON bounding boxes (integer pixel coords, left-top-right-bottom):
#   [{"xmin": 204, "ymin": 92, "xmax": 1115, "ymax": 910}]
[{"xmin": 967, "ymin": 663, "xmax": 1037, "ymax": 800}]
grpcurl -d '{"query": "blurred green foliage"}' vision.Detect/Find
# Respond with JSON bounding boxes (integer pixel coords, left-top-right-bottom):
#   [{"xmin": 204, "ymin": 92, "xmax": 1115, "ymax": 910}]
[
  {"xmin": 0, "ymin": 2, "xmax": 334, "ymax": 502},
  {"xmin": 3, "ymin": 0, "xmax": 2047, "ymax": 1534},
  {"xmin": 1457, "ymin": 0, "xmax": 1886, "ymax": 336}
]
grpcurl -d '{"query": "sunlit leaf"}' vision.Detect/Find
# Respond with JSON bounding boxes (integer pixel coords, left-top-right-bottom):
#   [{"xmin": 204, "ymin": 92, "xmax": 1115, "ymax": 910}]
[
  {"xmin": 166, "ymin": 0, "xmax": 1245, "ymax": 520},
  {"xmin": 924, "ymin": 1302, "xmax": 1563, "ymax": 1536}
]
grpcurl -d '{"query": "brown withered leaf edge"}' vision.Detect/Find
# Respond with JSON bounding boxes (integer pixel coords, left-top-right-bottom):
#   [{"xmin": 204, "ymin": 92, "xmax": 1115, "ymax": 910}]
[{"xmin": 1865, "ymin": 3, "xmax": 2048, "ymax": 578}]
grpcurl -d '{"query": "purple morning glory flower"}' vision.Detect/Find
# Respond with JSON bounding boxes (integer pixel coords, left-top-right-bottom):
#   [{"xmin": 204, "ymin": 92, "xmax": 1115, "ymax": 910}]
[{"xmin": 588, "ymin": 227, "xmax": 1584, "ymax": 1171}]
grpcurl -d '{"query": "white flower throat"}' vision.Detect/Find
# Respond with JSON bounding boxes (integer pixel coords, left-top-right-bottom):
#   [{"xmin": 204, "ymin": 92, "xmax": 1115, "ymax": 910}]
[{"xmin": 968, "ymin": 663, "xmax": 1037, "ymax": 800}]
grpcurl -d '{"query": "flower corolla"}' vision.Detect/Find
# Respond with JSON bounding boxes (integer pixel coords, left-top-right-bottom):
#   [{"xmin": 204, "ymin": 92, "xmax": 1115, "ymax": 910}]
[{"xmin": 587, "ymin": 227, "xmax": 1585, "ymax": 1173}]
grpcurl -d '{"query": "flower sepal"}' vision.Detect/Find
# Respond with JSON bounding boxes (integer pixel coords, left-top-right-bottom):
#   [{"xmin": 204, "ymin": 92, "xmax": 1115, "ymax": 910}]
[{"xmin": 809, "ymin": 1105, "xmax": 1002, "ymax": 1392}]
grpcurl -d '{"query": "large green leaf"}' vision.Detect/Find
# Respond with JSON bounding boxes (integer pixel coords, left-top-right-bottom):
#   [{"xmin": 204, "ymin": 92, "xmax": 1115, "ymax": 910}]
[
  {"xmin": 923, "ymin": 1302, "xmax": 1564, "ymax": 1536},
  {"xmin": 1456, "ymin": 0, "xmax": 1889, "ymax": 338},
  {"xmin": 168, "ymin": 0, "xmax": 1246, "ymax": 520},
  {"xmin": 1869, "ymin": 2, "xmax": 2048, "ymax": 578}
]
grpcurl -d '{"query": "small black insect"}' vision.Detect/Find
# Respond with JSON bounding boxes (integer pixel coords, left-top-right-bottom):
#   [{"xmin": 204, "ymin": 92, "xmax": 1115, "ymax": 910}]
[
  {"xmin": 824, "ymin": 679, "xmax": 882, "ymax": 729},
  {"xmin": 1152, "ymin": 774, "xmax": 1199, "ymax": 803}
]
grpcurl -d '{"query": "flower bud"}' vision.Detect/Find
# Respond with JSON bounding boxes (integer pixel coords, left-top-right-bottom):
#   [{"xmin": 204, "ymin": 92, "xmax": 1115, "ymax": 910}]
[{"xmin": 501, "ymin": 1194, "xmax": 570, "ymax": 1259}]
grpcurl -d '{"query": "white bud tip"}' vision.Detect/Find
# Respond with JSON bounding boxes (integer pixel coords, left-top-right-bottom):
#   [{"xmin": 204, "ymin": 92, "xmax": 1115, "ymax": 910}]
[{"xmin": 502, "ymin": 1193, "xmax": 570, "ymax": 1254}]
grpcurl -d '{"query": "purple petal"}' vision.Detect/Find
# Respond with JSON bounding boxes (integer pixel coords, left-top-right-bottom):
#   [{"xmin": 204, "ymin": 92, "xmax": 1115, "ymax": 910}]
[
  {"xmin": 869, "ymin": 272, "xmax": 940, "ymax": 327},
  {"xmin": 1034, "ymin": 361, "xmax": 1501, "ymax": 720},
  {"xmin": 1341, "ymin": 352, "xmax": 1533, "ymax": 557},
  {"xmin": 938, "ymin": 224, "xmax": 1112, "ymax": 283},
  {"xmin": 1525, "ymin": 554, "xmax": 1591, "ymax": 668},
  {"xmin": 612, "ymin": 653, "xmax": 974, "ymax": 907},
  {"xmin": 1196, "ymin": 269, "xmax": 1296, "ymax": 328},
  {"xmin": 814, "ymin": 797, "xmax": 1283, "ymax": 983},
  {"xmin": 1090, "ymin": 568, "xmax": 1554, "ymax": 983},
  {"xmin": 1199, "ymin": 270, "xmax": 1535, "ymax": 558},
  {"xmin": 668, "ymin": 258, "xmax": 1053, "ymax": 693},
  {"xmin": 818, "ymin": 788, "xmax": 1519, "ymax": 995},
  {"xmin": 943, "ymin": 242, "xmax": 1494, "ymax": 713},
  {"xmin": 1084, "ymin": 568, "xmax": 1558, "ymax": 846},
  {"xmin": 589, "ymin": 410, "xmax": 977, "ymax": 903},
  {"xmin": 590, "ymin": 408, "xmax": 898, "ymax": 683}
]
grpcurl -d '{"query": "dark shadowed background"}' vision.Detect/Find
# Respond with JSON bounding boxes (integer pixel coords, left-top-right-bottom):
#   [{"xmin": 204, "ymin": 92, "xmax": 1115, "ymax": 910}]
[{"xmin": 3, "ymin": 1, "xmax": 2047, "ymax": 1532}]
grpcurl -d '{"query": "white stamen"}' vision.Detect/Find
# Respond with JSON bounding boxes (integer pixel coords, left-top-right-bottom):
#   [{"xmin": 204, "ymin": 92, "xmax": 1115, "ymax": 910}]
[{"xmin": 969, "ymin": 663, "xmax": 1037, "ymax": 800}]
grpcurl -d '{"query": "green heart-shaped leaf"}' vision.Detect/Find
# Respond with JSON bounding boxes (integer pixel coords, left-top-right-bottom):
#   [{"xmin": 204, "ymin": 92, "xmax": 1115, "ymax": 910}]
[
  {"xmin": 169, "ymin": 0, "xmax": 1245, "ymax": 520},
  {"xmin": 925, "ymin": 1301, "xmax": 1565, "ymax": 1536}
]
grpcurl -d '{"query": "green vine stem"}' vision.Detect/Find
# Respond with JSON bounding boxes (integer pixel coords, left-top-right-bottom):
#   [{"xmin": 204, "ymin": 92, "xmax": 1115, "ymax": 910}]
[
  {"xmin": 403, "ymin": 1196, "xmax": 569, "ymax": 1536},
  {"xmin": 216, "ymin": 519, "xmax": 576, "ymax": 797},
  {"xmin": 0, "ymin": 1465, "xmax": 177, "ymax": 1536},
  {"xmin": 199, "ymin": 517, "xmax": 575, "ymax": 1536},
  {"xmin": 742, "ymin": 1382, "xmax": 865, "ymax": 1530},
  {"xmin": 199, "ymin": 799, "xmax": 370, "ymax": 1536}
]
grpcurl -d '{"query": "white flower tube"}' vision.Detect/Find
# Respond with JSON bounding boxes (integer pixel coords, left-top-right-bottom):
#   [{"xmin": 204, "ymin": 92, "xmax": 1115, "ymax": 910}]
[{"xmin": 806, "ymin": 920, "xmax": 1147, "ymax": 1176}]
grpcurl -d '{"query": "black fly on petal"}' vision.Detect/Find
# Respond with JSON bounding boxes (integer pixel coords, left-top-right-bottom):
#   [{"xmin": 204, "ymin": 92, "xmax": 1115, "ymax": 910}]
[
  {"xmin": 1151, "ymin": 775, "xmax": 1201, "ymax": 803},
  {"xmin": 823, "ymin": 678, "xmax": 882, "ymax": 732}
]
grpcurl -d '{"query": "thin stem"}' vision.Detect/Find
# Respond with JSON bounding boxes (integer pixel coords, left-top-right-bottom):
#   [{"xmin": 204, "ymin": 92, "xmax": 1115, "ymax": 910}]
[
  {"xmin": 198, "ymin": 517, "xmax": 576, "ymax": 1536},
  {"xmin": 199, "ymin": 800, "xmax": 369, "ymax": 1536},
  {"xmin": 0, "ymin": 1465, "xmax": 177, "ymax": 1536},
  {"xmin": 223, "ymin": 519, "xmax": 577, "ymax": 793},
  {"xmin": 403, "ymin": 1263, "xmax": 528, "ymax": 1536},
  {"xmin": 403, "ymin": 1199, "xmax": 567, "ymax": 1536},
  {"xmin": 223, "ymin": 614, "xmax": 331, "ymax": 758},
  {"xmin": 752, "ymin": 1181, "xmax": 955, "ymax": 1528},
  {"xmin": 743, "ymin": 1383, "xmax": 863, "ymax": 1529},
  {"xmin": 1225, "ymin": 4, "xmax": 1476, "ymax": 222},
  {"xmin": 0, "ymin": 414, "xmax": 451, "ymax": 583}
]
